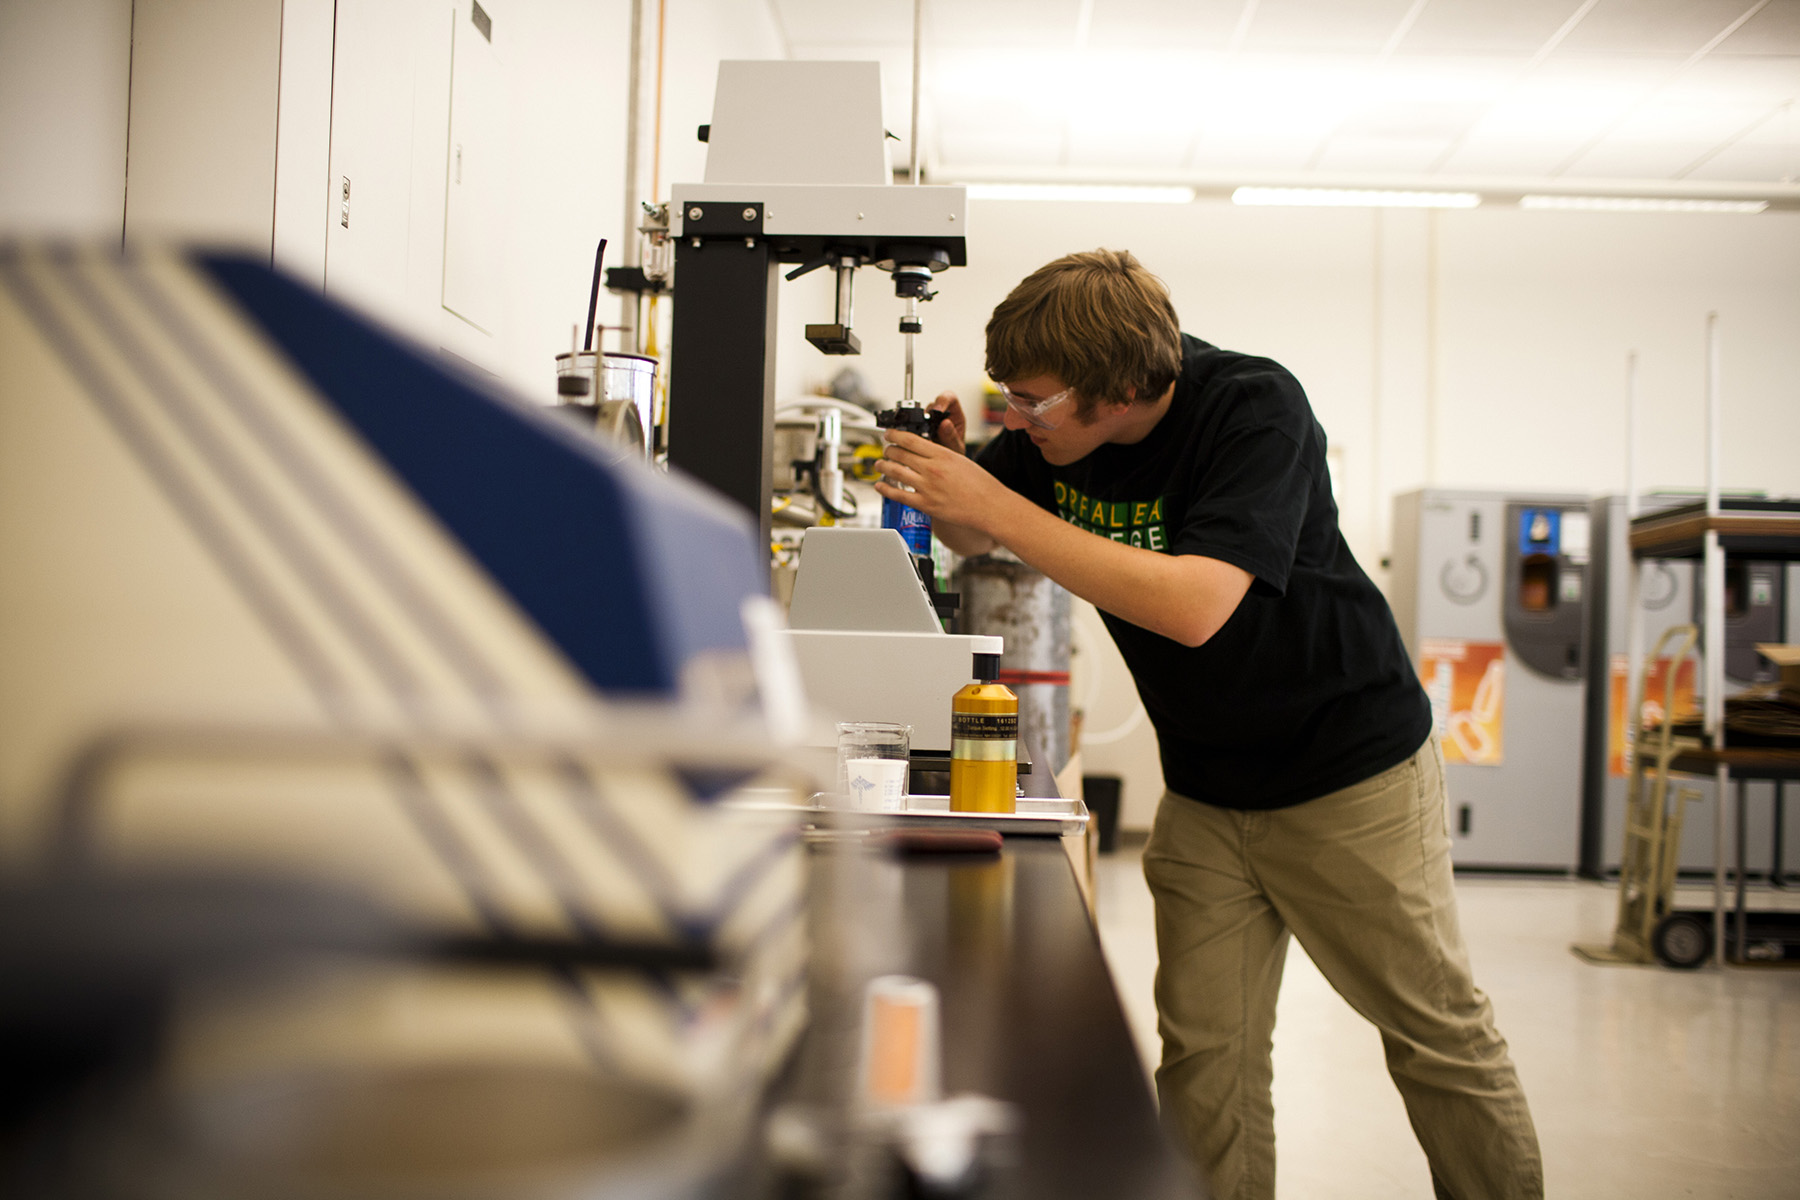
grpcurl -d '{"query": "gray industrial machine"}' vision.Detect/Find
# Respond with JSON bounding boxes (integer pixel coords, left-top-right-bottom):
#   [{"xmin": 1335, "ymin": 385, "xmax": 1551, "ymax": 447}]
[
  {"xmin": 1580, "ymin": 494, "xmax": 1796, "ymax": 879},
  {"xmin": 1391, "ymin": 488, "xmax": 1593, "ymax": 870},
  {"xmin": 664, "ymin": 61, "xmax": 966, "ymax": 557}
]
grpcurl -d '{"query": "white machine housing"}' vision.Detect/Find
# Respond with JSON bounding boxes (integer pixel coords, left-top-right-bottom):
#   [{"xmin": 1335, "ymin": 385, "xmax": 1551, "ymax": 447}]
[
  {"xmin": 785, "ymin": 528, "xmax": 1000, "ymax": 755},
  {"xmin": 670, "ymin": 61, "xmax": 966, "ymax": 252}
]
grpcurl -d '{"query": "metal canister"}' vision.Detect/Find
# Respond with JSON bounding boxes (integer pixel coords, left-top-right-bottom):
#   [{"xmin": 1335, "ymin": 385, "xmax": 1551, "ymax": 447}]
[
  {"xmin": 950, "ymin": 653, "xmax": 1018, "ymax": 814},
  {"xmin": 600, "ymin": 352, "xmax": 659, "ymax": 459},
  {"xmin": 957, "ymin": 555, "xmax": 1072, "ymax": 776}
]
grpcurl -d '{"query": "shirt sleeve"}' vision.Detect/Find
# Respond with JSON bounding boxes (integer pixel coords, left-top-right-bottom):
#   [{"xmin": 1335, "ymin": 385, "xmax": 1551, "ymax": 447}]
[
  {"xmin": 974, "ymin": 429, "xmax": 1057, "ymax": 513},
  {"xmin": 1168, "ymin": 372, "xmax": 1319, "ymax": 597}
]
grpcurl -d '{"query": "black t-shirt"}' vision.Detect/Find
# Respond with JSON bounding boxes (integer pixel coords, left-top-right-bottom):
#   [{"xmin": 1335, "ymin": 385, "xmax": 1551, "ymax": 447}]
[{"xmin": 976, "ymin": 334, "xmax": 1430, "ymax": 810}]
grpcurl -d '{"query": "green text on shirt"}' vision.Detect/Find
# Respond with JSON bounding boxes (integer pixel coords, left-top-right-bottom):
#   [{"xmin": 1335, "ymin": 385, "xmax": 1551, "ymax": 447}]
[{"xmin": 1055, "ymin": 482, "xmax": 1170, "ymax": 551}]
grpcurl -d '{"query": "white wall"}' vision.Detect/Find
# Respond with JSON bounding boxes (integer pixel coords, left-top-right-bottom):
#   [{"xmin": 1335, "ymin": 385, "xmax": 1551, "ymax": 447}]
[{"xmin": 0, "ymin": 0, "xmax": 133, "ymax": 239}]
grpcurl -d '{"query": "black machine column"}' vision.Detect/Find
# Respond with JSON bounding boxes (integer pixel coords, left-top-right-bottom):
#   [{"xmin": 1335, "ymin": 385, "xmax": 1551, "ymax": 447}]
[{"xmin": 667, "ymin": 206, "xmax": 779, "ymax": 561}]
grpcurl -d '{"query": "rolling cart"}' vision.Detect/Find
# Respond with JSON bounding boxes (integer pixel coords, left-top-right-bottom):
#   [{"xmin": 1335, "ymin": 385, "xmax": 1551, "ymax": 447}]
[{"xmin": 1625, "ymin": 498, "xmax": 1800, "ymax": 967}]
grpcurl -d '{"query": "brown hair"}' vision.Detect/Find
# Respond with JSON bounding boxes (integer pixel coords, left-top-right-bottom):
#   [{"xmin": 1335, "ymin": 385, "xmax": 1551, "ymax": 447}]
[{"xmin": 984, "ymin": 249, "xmax": 1182, "ymax": 419}]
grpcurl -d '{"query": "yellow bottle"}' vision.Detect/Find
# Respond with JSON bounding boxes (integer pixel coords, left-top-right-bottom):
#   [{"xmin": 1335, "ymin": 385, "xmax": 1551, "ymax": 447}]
[{"xmin": 950, "ymin": 653, "xmax": 1018, "ymax": 814}]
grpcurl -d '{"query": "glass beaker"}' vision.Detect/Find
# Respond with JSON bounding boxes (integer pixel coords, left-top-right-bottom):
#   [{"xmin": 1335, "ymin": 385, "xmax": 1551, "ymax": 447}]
[{"xmin": 835, "ymin": 721, "xmax": 911, "ymax": 812}]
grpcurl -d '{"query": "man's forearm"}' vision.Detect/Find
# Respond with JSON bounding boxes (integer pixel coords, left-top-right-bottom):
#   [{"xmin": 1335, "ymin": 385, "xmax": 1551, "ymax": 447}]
[
  {"xmin": 870, "ymin": 429, "xmax": 1248, "ymax": 642},
  {"xmin": 980, "ymin": 492, "xmax": 1250, "ymax": 647},
  {"xmin": 934, "ymin": 518, "xmax": 996, "ymax": 557}
]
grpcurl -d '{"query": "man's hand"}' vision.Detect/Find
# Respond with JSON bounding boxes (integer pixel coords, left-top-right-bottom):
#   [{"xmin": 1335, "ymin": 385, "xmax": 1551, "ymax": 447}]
[
  {"xmin": 927, "ymin": 389, "xmax": 968, "ymax": 453},
  {"xmin": 873, "ymin": 428, "xmax": 1015, "ymax": 540}
]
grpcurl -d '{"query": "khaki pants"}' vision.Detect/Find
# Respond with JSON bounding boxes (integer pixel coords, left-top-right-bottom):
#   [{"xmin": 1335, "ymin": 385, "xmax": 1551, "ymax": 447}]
[{"xmin": 1143, "ymin": 740, "xmax": 1542, "ymax": 1200}]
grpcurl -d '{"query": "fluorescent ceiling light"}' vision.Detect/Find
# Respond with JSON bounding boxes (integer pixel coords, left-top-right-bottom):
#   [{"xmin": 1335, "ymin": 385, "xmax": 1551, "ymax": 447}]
[
  {"xmin": 1519, "ymin": 194, "xmax": 1768, "ymax": 214},
  {"xmin": 965, "ymin": 183, "xmax": 1197, "ymax": 204},
  {"xmin": 1232, "ymin": 186, "xmax": 1481, "ymax": 209}
]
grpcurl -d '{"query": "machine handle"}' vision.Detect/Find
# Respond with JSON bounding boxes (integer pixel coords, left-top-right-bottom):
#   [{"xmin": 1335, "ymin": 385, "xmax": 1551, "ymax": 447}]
[{"xmin": 784, "ymin": 255, "xmax": 833, "ymax": 282}]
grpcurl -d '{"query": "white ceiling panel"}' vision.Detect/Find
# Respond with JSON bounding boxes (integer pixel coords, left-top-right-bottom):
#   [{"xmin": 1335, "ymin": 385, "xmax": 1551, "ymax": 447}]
[
  {"xmin": 1715, "ymin": 0, "xmax": 1800, "ymax": 55},
  {"xmin": 759, "ymin": 1, "xmax": 1800, "ymax": 191},
  {"xmin": 1733, "ymin": 101, "xmax": 1800, "ymax": 143},
  {"xmin": 927, "ymin": 46, "xmax": 1074, "ymax": 116},
  {"xmin": 1240, "ymin": 0, "xmax": 1421, "ymax": 53},
  {"xmin": 1084, "ymin": 0, "xmax": 1242, "ymax": 48},
  {"xmin": 1520, "ymin": 52, "xmax": 1681, "ymax": 93},
  {"xmin": 1681, "ymin": 139, "xmax": 1800, "ymax": 180},
  {"xmin": 927, "ymin": 0, "xmax": 1085, "ymax": 48},
  {"xmin": 771, "ymin": 0, "xmax": 915, "ymax": 45},
  {"xmin": 1399, "ymin": 0, "xmax": 1598, "ymax": 54},
  {"xmin": 1670, "ymin": 56, "xmax": 1800, "ymax": 104},
  {"xmin": 1064, "ymin": 120, "xmax": 1201, "ymax": 170},
  {"xmin": 930, "ymin": 45, "xmax": 1216, "ymax": 127},
  {"xmin": 1363, "ymin": 53, "xmax": 1521, "ymax": 104},
  {"xmin": 1568, "ymin": 140, "xmax": 1728, "ymax": 176},
  {"xmin": 1457, "ymin": 63, "xmax": 1664, "ymax": 144},
  {"xmin": 1333, "ymin": 98, "xmax": 1490, "ymax": 142},
  {"xmin": 1556, "ymin": 0, "xmax": 1761, "ymax": 56},
  {"xmin": 1436, "ymin": 136, "xmax": 1593, "ymax": 176},
  {"xmin": 1312, "ymin": 135, "xmax": 1457, "ymax": 173},
  {"xmin": 1188, "ymin": 135, "xmax": 1327, "ymax": 173},
  {"xmin": 1610, "ymin": 95, "xmax": 1779, "ymax": 144},
  {"xmin": 935, "ymin": 123, "xmax": 1066, "ymax": 169}
]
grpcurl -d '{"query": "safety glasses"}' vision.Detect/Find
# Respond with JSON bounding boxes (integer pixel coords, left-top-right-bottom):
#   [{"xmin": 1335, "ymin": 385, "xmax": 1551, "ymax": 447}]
[{"xmin": 997, "ymin": 380, "xmax": 1076, "ymax": 429}]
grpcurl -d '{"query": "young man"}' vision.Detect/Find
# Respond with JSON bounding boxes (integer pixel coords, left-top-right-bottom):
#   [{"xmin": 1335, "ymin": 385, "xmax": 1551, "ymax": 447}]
[{"xmin": 873, "ymin": 249, "xmax": 1542, "ymax": 1200}]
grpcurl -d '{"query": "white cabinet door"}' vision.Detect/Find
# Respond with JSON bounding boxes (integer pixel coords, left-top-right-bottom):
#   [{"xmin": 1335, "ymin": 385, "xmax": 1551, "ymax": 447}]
[
  {"xmin": 125, "ymin": 0, "xmax": 282, "ymax": 251},
  {"xmin": 441, "ymin": 2, "xmax": 505, "ymax": 335},
  {"xmin": 323, "ymin": 0, "xmax": 453, "ymax": 339}
]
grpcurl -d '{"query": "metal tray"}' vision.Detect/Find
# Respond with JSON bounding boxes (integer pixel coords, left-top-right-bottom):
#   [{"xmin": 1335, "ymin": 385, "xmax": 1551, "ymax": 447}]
[{"xmin": 805, "ymin": 794, "xmax": 1089, "ymax": 838}]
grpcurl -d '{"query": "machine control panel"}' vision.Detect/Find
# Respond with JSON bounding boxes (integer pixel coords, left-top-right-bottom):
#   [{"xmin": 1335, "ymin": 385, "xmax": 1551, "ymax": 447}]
[{"xmin": 1505, "ymin": 503, "xmax": 1588, "ymax": 679}]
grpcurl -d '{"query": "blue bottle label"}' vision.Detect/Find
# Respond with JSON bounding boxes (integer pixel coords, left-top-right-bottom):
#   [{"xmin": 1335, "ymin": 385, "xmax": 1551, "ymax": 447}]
[{"xmin": 882, "ymin": 496, "xmax": 932, "ymax": 557}]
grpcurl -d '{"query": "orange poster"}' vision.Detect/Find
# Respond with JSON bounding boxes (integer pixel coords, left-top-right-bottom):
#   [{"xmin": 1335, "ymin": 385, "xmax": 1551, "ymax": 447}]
[
  {"xmin": 1418, "ymin": 639, "xmax": 1505, "ymax": 766},
  {"xmin": 1608, "ymin": 654, "xmax": 1698, "ymax": 777}
]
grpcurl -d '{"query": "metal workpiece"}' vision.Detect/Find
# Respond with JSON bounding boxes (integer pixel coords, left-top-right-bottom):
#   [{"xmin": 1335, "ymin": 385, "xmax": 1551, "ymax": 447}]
[
  {"xmin": 902, "ymin": 297, "xmax": 919, "ymax": 404},
  {"xmin": 802, "ymin": 257, "xmax": 864, "ymax": 355},
  {"xmin": 887, "ymin": 247, "xmax": 947, "ymax": 412}
]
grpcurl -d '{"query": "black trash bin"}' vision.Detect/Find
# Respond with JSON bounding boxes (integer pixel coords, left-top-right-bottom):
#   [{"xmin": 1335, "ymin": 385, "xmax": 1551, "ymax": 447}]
[{"xmin": 1082, "ymin": 775, "xmax": 1122, "ymax": 854}]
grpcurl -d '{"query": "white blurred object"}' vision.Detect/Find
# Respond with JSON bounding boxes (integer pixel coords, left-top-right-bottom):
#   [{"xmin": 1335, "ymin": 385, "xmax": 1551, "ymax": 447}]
[
  {"xmin": 858, "ymin": 975, "xmax": 940, "ymax": 1109},
  {"xmin": 845, "ymin": 757, "xmax": 907, "ymax": 812}
]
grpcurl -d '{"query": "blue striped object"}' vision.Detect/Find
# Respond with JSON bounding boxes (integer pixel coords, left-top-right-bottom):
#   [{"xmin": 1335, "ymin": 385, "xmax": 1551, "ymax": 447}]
[{"xmin": 201, "ymin": 254, "xmax": 764, "ymax": 696}]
